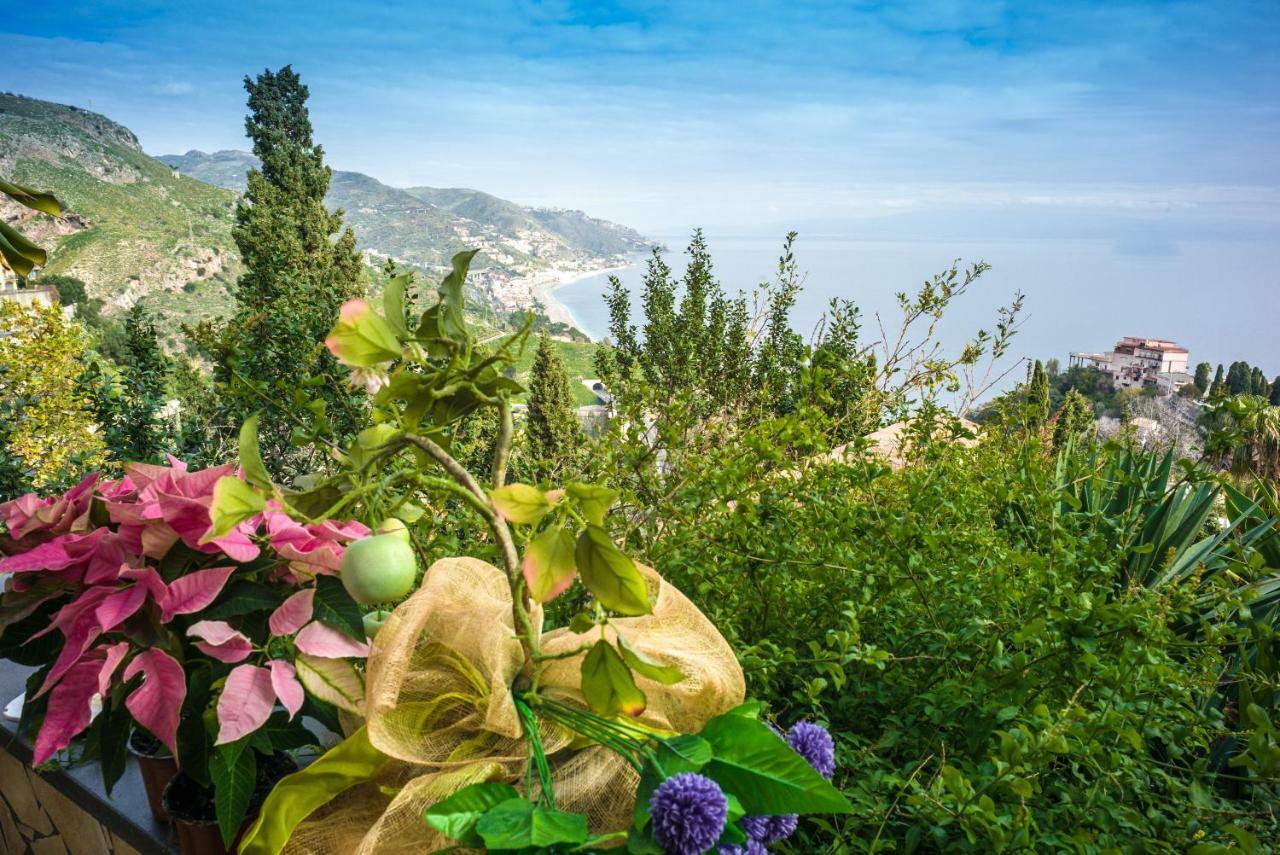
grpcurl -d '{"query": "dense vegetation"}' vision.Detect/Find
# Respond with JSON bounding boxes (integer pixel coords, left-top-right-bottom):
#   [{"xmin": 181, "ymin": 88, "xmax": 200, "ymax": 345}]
[{"xmin": 2, "ymin": 67, "xmax": 1279, "ymax": 853}]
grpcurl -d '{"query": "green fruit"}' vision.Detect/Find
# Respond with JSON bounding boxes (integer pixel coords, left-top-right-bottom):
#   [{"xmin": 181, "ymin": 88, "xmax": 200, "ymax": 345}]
[
  {"xmin": 340, "ymin": 532, "xmax": 418, "ymax": 605},
  {"xmin": 376, "ymin": 517, "xmax": 412, "ymax": 543},
  {"xmin": 363, "ymin": 609, "xmax": 392, "ymax": 639}
]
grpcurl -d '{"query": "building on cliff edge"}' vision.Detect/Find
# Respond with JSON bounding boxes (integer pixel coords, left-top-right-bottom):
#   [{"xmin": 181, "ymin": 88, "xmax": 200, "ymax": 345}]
[{"xmin": 1069, "ymin": 336, "xmax": 1194, "ymax": 393}]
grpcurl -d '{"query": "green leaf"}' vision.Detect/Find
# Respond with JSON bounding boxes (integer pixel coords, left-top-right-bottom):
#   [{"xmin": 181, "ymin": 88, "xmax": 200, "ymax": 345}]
[
  {"xmin": 295, "ymin": 653, "xmax": 365, "ymax": 714},
  {"xmin": 568, "ymin": 612, "xmax": 596, "ymax": 634},
  {"xmin": 424, "ymin": 782, "xmax": 519, "ymax": 847},
  {"xmin": 0, "ymin": 220, "xmax": 47, "ymax": 278},
  {"xmin": 211, "ymin": 739, "xmax": 257, "ymax": 847},
  {"xmin": 581, "ymin": 640, "xmax": 646, "ymax": 717},
  {"xmin": 474, "ymin": 798, "xmax": 589, "ymax": 850},
  {"xmin": 490, "ymin": 483, "xmax": 552, "ymax": 525},
  {"xmin": 617, "ymin": 633, "xmax": 684, "ymax": 685},
  {"xmin": 313, "ymin": 575, "xmax": 366, "ymax": 641},
  {"xmin": 575, "ymin": 525, "xmax": 651, "ymax": 616},
  {"xmin": 382, "ymin": 273, "xmax": 412, "ymax": 337},
  {"xmin": 200, "ymin": 581, "xmax": 284, "ymax": 620},
  {"xmin": 699, "ymin": 713, "xmax": 852, "ymax": 815},
  {"xmin": 326, "ymin": 299, "xmax": 402, "ymax": 367},
  {"xmin": 205, "ymin": 477, "xmax": 265, "ymax": 539},
  {"xmin": 522, "ymin": 524, "xmax": 578, "ymax": 603},
  {"xmin": 238, "ymin": 415, "xmax": 274, "ymax": 490},
  {"xmin": 566, "ymin": 482, "xmax": 619, "ymax": 526},
  {"xmin": 96, "ymin": 693, "xmax": 132, "ymax": 795},
  {"xmin": 0, "ymin": 178, "xmax": 62, "ymax": 216}
]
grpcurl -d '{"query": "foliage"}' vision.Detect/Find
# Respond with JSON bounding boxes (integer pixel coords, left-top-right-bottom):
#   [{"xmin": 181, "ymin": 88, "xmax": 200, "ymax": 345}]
[
  {"xmin": 84, "ymin": 304, "xmax": 175, "ymax": 464},
  {"xmin": 637, "ymin": 425, "xmax": 1279, "ymax": 850},
  {"xmin": 1027, "ymin": 359, "xmax": 1050, "ymax": 426},
  {"xmin": 0, "ymin": 460, "xmax": 371, "ymax": 845},
  {"xmin": 0, "ymin": 300, "xmax": 107, "ymax": 488},
  {"xmin": 1052, "ymin": 388, "xmax": 1095, "ymax": 448},
  {"xmin": 1205, "ymin": 394, "xmax": 1280, "ymax": 482},
  {"xmin": 524, "ymin": 331, "xmax": 584, "ymax": 479},
  {"xmin": 207, "ymin": 65, "xmax": 365, "ymax": 476},
  {"xmin": 0, "ymin": 176, "xmax": 61, "ymax": 280}
]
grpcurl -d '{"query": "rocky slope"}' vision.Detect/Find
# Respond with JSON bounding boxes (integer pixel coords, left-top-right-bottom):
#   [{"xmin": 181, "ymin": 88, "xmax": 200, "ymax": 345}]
[
  {"xmin": 0, "ymin": 92, "xmax": 240, "ymax": 341},
  {"xmin": 159, "ymin": 150, "xmax": 652, "ymax": 277}
]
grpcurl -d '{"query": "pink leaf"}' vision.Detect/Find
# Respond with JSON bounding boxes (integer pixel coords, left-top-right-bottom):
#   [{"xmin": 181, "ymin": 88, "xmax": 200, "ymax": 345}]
[
  {"xmin": 95, "ymin": 585, "xmax": 148, "ymax": 631},
  {"xmin": 123, "ymin": 649, "xmax": 186, "ymax": 758},
  {"xmin": 160, "ymin": 566, "xmax": 235, "ymax": 623},
  {"xmin": 294, "ymin": 621, "xmax": 370, "ymax": 659},
  {"xmin": 269, "ymin": 660, "xmax": 304, "ymax": 720},
  {"xmin": 35, "ymin": 606, "xmax": 104, "ymax": 698},
  {"xmin": 97, "ymin": 641, "xmax": 130, "ymax": 696},
  {"xmin": 186, "ymin": 620, "xmax": 253, "ymax": 663},
  {"xmin": 120, "ymin": 565, "xmax": 169, "ymax": 603},
  {"xmin": 216, "ymin": 664, "xmax": 275, "ymax": 745},
  {"xmin": 268, "ymin": 589, "xmax": 315, "ymax": 636},
  {"xmin": 33, "ymin": 656, "xmax": 104, "ymax": 765}
]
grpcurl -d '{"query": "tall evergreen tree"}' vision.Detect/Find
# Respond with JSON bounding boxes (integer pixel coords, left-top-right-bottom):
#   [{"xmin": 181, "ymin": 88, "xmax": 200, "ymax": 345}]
[
  {"xmin": 1226, "ymin": 361, "xmax": 1249, "ymax": 395},
  {"xmin": 755, "ymin": 232, "xmax": 807, "ymax": 415},
  {"xmin": 638, "ymin": 248, "xmax": 678, "ymax": 387},
  {"xmin": 525, "ymin": 333, "xmax": 583, "ymax": 479},
  {"xmin": 119, "ymin": 304, "xmax": 172, "ymax": 461},
  {"xmin": 220, "ymin": 65, "xmax": 364, "ymax": 469},
  {"xmin": 1028, "ymin": 359, "xmax": 1051, "ymax": 426},
  {"xmin": 1193, "ymin": 362, "xmax": 1212, "ymax": 395},
  {"xmin": 1250, "ymin": 366, "xmax": 1267, "ymax": 398},
  {"xmin": 1209, "ymin": 364, "xmax": 1226, "ymax": 398},
  {"xmin": 1271, "ymin": 376, "xmax": 1280, "ymax": 406}
]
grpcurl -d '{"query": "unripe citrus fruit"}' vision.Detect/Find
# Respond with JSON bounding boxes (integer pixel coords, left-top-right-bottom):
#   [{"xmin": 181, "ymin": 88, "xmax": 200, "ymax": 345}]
[
  {"xmin": 363, "ymin": 609, "xmax": 392, "ymax": 639},
  {"xmin": 340, "ymin": 531, "xmax": 417, "ymax": 605}
]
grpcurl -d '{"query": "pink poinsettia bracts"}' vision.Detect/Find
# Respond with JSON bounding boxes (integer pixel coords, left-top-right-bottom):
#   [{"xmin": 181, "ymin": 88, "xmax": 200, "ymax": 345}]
[
  {"xmin": 204, "ymin": 592, "xmax": 368, "ymax": 743},
  {"xmin": 0, "ymin": 459, "xmax": 372, "ymax": 767}
]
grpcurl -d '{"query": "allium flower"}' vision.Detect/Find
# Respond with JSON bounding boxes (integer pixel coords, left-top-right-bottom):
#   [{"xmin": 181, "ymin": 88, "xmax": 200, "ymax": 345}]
[
  {"xmin": 649, "ymin": 772, "xmax": 728, "ymax": 855},
  {"xmin": 741, "ymin": 813, "xmax": 798, "ymax": 844},
  {"xmin": 719, "ymin": 841, "xmax": 767, "ymax": 855},
  {"xmin": 787, "ymin": 721, "xmax": 836, "ymax": 779}
]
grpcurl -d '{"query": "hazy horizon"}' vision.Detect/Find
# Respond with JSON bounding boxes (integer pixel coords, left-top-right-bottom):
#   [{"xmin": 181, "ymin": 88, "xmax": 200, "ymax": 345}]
[{"xmin": 4, "ymin": 1, "xmax": 1278, "ymax": 245}]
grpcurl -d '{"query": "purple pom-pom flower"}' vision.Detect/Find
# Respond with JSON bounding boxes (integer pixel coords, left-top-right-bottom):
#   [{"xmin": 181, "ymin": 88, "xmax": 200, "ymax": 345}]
[
  {"xmin": 787, "ymin": 721, "xmax": 836, "ymax": 779},
  {"xmin": 742, "ymin": 812, "xmax": 798, "ymax": 844},
  {"xmin": 719, "ymin": 841, "xmax": 768, "ymax": 855},
  {"xmin": 650, "ymin": 772, "xmax": 729, "ymax": 855}
]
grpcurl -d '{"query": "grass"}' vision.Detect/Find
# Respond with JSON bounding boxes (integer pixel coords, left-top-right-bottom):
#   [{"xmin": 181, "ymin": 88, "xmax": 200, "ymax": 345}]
[{"xmin": 510, "ymin": 339, "xmax": 603, "ymax": 406}]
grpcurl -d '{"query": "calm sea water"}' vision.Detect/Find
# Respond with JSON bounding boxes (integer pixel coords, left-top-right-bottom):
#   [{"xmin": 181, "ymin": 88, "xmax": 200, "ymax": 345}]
[{"xmin": 555, "ymin": 235, "xmax": 1280, "ymax": 395}]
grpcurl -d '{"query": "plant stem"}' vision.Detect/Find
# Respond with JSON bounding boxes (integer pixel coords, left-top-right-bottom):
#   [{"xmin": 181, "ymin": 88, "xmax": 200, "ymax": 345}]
[{"xmin": 492, "ymin": 400, "xmax": 512, "ymax": 489}]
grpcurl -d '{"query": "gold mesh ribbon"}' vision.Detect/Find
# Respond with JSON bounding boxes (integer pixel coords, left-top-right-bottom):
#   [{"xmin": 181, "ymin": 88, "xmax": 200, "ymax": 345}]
[{"xmin": 280, "ymin": 556, "xmax": 745, "ymax": 854}]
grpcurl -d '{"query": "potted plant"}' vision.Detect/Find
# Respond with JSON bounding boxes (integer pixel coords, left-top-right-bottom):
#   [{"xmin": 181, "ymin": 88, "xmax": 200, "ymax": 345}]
[
  {"xmin": 0, "ymin": 450, "xmax": 383, "ymax": 852},
  {"xmin": 215, "ymin": 253, "xmax": 855, "ymax": 853}
]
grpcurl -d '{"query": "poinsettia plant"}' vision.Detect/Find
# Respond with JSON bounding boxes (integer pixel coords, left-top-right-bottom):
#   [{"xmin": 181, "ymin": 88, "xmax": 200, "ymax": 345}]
[{"xmin": 0, "ymin": 451, "xmax": 378, "ymax": 845}]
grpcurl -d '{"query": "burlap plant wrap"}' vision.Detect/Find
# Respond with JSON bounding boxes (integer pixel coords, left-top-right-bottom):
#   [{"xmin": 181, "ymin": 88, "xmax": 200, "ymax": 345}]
[{"xmin": 272, "ymin": 556, "xmax": 745, "ymax": 854}]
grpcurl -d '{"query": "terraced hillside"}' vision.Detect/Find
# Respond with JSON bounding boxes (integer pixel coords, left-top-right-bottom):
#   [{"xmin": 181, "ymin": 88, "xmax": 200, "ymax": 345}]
[{"xmin": 0, "ymin": 92, "xmax": 240, "ymax": 342}]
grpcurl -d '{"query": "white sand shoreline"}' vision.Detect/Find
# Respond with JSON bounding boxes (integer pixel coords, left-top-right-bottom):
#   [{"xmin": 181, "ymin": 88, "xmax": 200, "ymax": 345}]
[{"xmin": 525, "ymin": 261, "xmax": 632, "ymax": 340}]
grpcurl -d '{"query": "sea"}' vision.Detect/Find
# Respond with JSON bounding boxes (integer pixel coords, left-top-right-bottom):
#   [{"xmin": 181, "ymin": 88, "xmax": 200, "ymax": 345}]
[{"xmin": 554, "ymin": 235, "xmax": 1280, "ymax": 398}]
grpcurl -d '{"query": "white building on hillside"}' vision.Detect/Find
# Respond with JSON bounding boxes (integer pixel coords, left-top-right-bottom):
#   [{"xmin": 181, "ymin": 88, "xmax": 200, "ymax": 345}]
[{"xmin": 1069, "ymin": 336, "xmax": 1193, "ymax": 393}]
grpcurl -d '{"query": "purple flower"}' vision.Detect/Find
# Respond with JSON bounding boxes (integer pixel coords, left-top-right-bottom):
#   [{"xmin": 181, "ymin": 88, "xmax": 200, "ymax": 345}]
[
  {"xmin": 787, "ymin": 721, "xmax": 836, "ymax": 779},
  {"xmin": 742, "ymin": 813, "xmax": 798, "ymax": 844},
  {"xmin": 719, "ymin": 841, "xmax": 768, "ymax": 855},
  {"xmin": 650, "ymin": 772, "xmax": 729, "ymax": 855}
]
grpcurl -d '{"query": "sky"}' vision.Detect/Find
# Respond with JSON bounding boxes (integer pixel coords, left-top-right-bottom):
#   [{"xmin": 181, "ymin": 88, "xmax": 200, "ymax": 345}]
[{"xmin": 2, "ymin": 1, "xmax": 1278, "ymax": 238}]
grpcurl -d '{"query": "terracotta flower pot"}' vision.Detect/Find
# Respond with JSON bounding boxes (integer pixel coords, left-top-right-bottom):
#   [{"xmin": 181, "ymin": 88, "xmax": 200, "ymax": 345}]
[
  {"xmin": 162, "ymin": 752, "xmax": 299, "ymax": 855},
  {"xmin": 128, "ymin": 730, "xmax": 178, "ymax": 824}
]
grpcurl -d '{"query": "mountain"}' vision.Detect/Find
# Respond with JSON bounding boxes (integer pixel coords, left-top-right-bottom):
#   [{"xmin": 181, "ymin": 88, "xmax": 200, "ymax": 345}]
[
  {"xmin": 159, "ymin": 150, "xmax": 652, "ymax": 276},
  {"xmin": 0, "ymin": 92, "xmax": 651, "ymax": 345},
  {"xmin": 0, "ymin": 92, "xmax": 241, "ymax": 341}
]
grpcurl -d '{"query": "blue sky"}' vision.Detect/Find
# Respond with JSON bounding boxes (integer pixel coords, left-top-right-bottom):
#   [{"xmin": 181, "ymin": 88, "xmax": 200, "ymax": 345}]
[{"xmin": 3, "ymin": 1, "xmax": 1278, "ymax": 236}]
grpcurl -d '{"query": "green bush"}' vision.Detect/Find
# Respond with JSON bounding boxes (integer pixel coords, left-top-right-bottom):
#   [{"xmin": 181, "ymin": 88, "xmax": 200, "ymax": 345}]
[{"xmin": 644, "ymin": 422, "xmax": 1278, "ymax": 851}]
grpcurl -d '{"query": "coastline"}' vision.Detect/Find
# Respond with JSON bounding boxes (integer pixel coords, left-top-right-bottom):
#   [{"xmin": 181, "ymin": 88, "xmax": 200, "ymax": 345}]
[{"xmin": 526, "ymin": 261, "xmax": 632, "ymax": 340}]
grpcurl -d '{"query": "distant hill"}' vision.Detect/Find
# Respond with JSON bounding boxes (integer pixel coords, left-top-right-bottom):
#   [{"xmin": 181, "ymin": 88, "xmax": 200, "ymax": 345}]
[
  {"xmin": 0, "ymin": 92, "xmax": 652, "ymax": 346},
  {"xmin": 0, "ymin": 92, "xmax": 240, "ymax": 342},
  {"xmin": 160, "ymin": 150, "xmax": 652, "ymax": 275}
]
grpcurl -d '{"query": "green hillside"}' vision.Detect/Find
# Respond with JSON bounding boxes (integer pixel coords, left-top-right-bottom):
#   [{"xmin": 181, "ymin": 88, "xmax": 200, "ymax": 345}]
[
  {"xmin": 0, "ymin": 93, "xmax": 240, "ymax": 342},
  {"xmin": 510, "ymin": 339, "xmax": 602, "ymax": 406}
]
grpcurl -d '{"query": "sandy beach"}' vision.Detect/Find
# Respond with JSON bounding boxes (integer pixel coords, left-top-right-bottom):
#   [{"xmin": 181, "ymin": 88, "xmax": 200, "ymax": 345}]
[{"xmin": 523, "ymin": 262, "xmax": 631, "ymax": 338}]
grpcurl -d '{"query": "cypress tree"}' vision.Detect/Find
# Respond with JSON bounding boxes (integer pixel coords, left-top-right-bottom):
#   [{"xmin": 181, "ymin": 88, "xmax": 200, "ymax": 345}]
[
  {"xmin": 674, "ymin": 229, "xmax": 713, "ymax": 389},
  {"xmin": 638, "ymin": 248, "xmax": 677, "ymax": 387},
  {"xmin": 1226, "ymin": 362, "xmax": 1249, "ymax": 395},
  {"xmin": 1209, "ymin": 364, "xmax": 1226, "ymax": 398},
  {"xmin": 1193, "ymin": 362, "xmax": 1212, "ymax": 394},
  {"xmin": 223, "ymin": 65, "xmax": 364, "ymax": 468},
  {"xmin": 1250, "ymin": 366, "xmax": 1267, "ymax": 398},
  {"xmin": 1271, "ymin": 376, "xmax": 1280, "ymax": 406},
  {"xmin": 1029, "ymin": 359, "xmax": 1051, "ymax": 426},
  {"xmin": 525, "ymin": 332, "xmax": 583, "ymax": 479}
]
